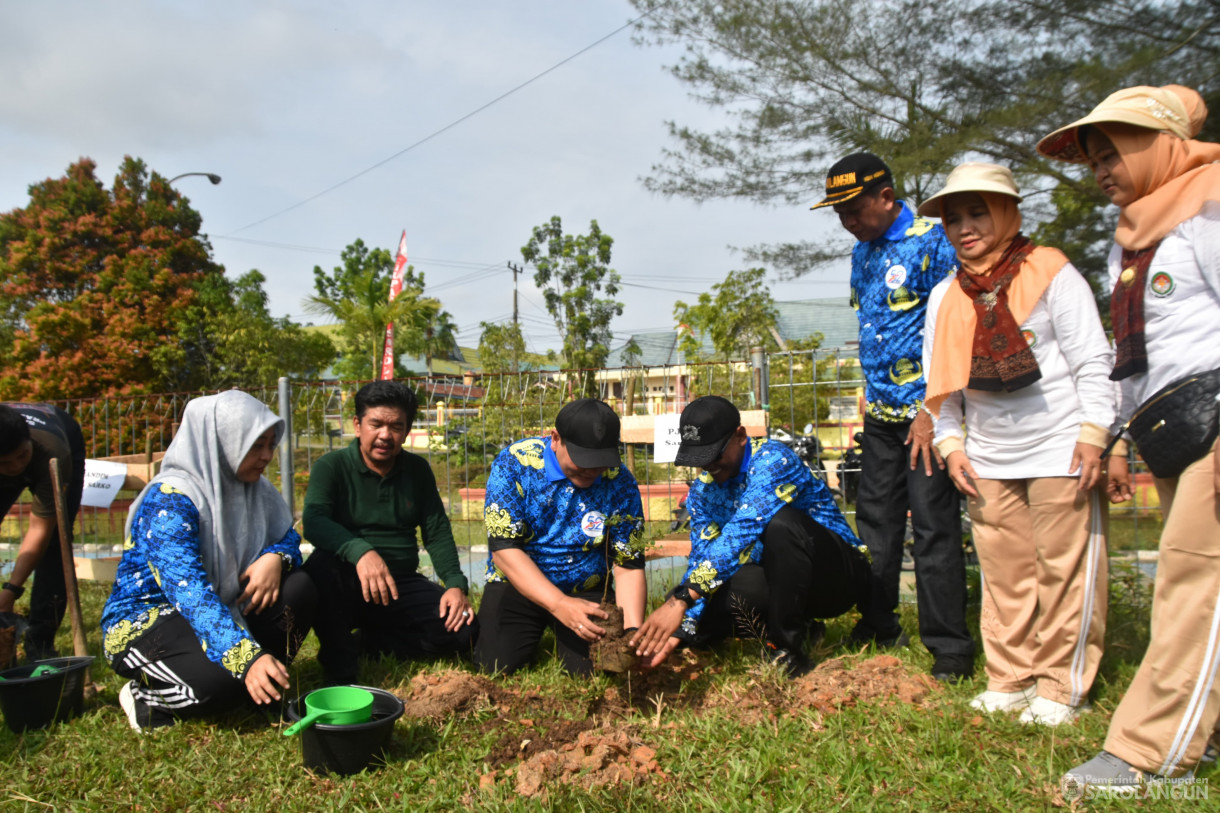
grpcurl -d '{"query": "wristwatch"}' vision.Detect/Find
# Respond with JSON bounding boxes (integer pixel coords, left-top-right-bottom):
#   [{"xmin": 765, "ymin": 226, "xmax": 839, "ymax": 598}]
[
  {"xmin": 667, "ymin": 584, "xmax": 697, "ymax": 608},
  {"xmin": 2, "ymin": 582, "xmax": 24, "ymax": 598}
]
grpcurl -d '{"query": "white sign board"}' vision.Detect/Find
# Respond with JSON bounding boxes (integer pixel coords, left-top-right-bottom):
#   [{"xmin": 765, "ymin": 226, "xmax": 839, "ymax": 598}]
[
  {"xmin": 652, "ymin": 413, "xmax": 683, "ymax": 464},
  {"xmin": 81, "ymin": 459, "xmax": 130, "ymax": 508}
]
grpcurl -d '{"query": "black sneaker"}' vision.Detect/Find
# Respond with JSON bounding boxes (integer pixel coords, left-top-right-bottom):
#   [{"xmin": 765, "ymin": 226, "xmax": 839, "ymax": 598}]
[
  {"xmin": 766, "ymin": 645, "xmax": 814, "ymax": 679},
  {"xmin": 931, "ymin": 654, "xmax": 974, "ymax": 683}
]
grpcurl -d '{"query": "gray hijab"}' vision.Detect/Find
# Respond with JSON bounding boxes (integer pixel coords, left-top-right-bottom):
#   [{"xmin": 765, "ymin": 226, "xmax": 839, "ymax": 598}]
[{"xmin": 125, "ymin": 390, "xmax": 292, "ymax": 622}]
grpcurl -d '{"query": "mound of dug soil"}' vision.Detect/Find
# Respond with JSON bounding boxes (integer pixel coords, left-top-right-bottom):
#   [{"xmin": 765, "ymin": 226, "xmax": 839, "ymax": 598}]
[
  {"xmin": 789, "ymin": 654, "xmax": 938, "ymax": 714},
  {"xmin": 481, "ymin": 725, "xmax": 667, "ymax": 799},
  {"xmin": 395, "ymin": 670, "xmax": 503, "ymax": 721}
]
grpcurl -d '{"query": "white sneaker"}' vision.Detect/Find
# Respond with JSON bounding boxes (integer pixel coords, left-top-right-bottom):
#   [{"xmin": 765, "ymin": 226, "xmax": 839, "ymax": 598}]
[
  {"xmin": 119, "ymin": 680, "xmax": 143, "ymax": 732},
  {"xmin": 969, "ymin": 686, "xmax": 1036, "ymax": 713},
  {"xmin": 1019, "ymin": 694, "xmax": 1088, "ymax": 726}
]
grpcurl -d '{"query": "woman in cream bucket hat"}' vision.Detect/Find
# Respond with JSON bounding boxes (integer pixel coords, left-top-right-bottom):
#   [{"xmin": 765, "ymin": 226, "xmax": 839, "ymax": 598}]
[
  {"xmin": 920, "ymin": 162, "xmax": 1114, "ymax": 727},
  {"xmin": 1040, "ymin": 85, "xmax": 1220, "ymax": 791}
]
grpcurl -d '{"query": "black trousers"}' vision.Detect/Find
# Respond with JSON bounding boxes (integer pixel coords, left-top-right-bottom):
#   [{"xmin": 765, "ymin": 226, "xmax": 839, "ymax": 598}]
[
  {"xmin": 854, "ymin": 415, "xmax": 974, "ymax": 658},
  {"xmin": 303, "ymin": 549, "xmax": 478, "ymax": 684},
  {"xmin": 473, "ymin": 581, "xmax": 609, "ymax": 676},
  {"xmin": 110, "ymin": 569, "xmax": 317, "ymax": 728},
  {"xmin": 696, "ymin": 506, "xmax": 870, "ymax": 652},
  {"xmin": 12, "ymin": 407, "xmax": 86, "ymax": 659}
]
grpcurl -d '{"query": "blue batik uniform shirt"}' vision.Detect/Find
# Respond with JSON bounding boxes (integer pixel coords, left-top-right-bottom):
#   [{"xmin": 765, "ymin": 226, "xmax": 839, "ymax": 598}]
[
  {"xmin": 850, "ymin": 200, "xmax": 958, "ymax": 422},
  {"xmin": 483, "ymin": 436, "xmax": 646, "ymax": 594},
  {"xmin": 676, "ymin": 438, "xmax": 865, "ymax": 638}
]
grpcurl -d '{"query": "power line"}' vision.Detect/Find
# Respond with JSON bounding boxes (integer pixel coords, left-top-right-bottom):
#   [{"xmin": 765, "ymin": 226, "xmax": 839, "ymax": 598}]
[
  {"xmin": 225, "ymin": 12, "xmax": 652, "ymax": 235},
  {"xmin": 211, "ymin": 234, "xmax": 506, "ymax": 272}
]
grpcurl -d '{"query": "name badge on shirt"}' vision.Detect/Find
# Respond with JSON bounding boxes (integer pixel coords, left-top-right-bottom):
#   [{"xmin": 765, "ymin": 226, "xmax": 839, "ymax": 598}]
[{"xmin": 581, "ymin": 511, "xmax": 606, "ymax": 538}]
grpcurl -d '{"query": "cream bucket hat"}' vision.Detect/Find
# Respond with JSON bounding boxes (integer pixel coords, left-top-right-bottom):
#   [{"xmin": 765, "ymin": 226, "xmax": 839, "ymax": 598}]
[
  {"xmin": 916, "ymin": 162, "xmax": 1021, "ymax": 218},
  {"xmin": 1037, "ymin": 85, "xmax": 1205, "ymax": 163}
]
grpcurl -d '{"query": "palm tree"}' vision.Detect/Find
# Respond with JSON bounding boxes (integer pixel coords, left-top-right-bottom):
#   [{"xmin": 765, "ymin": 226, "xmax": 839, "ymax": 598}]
[
  {"xmin": 304, "ymin": 266, "xmax": 436, "ymax": 380},
  {"xmin": 422, "ymin": 309, "xmax": 458, "ymax": 377}
]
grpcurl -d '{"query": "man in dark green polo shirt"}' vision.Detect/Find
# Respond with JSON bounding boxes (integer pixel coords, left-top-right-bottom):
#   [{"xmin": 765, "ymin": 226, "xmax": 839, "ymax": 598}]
[{"xmin": 302, "ymin": 381, "xmax": 475, "ymax": 684}]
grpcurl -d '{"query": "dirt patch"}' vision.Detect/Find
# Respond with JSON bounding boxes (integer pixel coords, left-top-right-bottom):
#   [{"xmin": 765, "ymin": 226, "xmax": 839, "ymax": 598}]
[
  {"xmin": 481, "ymin": 725, "xmax": 667, "ymax": 799},
  {"xmin": 395, "ymin": 670, "xmax": 503, "ymax": 721},
  {"xmin": 788, "ymin": 654, "xmax": 938, "ymax": 714},
  {"xmin": 589, "ymin": 603, "xmax": 637, "ymax": 673},
  {"xmin": 697, "ymin": 653, "xmax": 937, "ymax": 721}
]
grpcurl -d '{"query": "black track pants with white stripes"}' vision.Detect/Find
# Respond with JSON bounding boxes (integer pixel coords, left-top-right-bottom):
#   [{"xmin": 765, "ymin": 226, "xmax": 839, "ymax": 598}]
[{"xmin": 110, "ymin": 570, "xmax": 317, "ymax": 728}]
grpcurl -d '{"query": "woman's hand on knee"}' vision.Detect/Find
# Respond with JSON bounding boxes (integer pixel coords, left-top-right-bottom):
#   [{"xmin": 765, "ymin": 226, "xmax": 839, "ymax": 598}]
[
  {"xmin": 244, "ymin": 652, "xmax": 290, "ymax": 705},
  {"xmin": 238, "ymin": 553, "xmax": 284, "ymax": 615}
]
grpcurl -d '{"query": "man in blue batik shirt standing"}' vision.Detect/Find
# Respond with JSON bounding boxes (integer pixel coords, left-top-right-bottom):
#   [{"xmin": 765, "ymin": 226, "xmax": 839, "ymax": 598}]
[
  {"xmin": 474, "ymin": 398, "xmax": 647, "ymax": 676},
  {"xmin": 631, "ymin": 396, "xmax": 870, "ymax": 678},
  {"xmin": 812, "ymin": 152, "xmax": 975, "ymax": 682}
]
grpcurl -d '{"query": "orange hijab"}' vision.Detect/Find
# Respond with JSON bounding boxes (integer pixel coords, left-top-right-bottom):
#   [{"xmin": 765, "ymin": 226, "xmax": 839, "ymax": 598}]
[
  {"xmin": 1102, "ymin": 123, "xmax": 1220, "ymax": 250},
  {"xmin": 925, "ymin": 193, "xmax": 1068, "ymax": 416}
]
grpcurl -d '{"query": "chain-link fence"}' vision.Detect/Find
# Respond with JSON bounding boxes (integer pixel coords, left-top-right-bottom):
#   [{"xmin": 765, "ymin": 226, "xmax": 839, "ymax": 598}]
[{"xmin": 2, "ymin": 352, "xmax": 1161, "ymax": 608}]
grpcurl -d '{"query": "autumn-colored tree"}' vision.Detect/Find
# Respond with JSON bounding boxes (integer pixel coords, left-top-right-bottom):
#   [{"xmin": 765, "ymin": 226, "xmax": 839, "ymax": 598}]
[{"xmin": 0, "ymin": 157, "xmax": 222, "ymax": 398}]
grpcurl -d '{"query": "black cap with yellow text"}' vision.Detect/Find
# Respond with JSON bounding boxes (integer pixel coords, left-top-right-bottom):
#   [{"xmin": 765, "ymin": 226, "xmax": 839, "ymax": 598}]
[{"xmin": 810, "ymin": 152, "xmax": 893, "ymax": 210}]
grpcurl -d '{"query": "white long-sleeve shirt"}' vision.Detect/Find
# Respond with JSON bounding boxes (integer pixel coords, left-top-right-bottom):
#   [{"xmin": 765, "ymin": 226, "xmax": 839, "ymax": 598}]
[
  {"xmin": 924, "ymin": 262, "xmax": 1116, "ymax": 479},
  {"xmin": 1109, "ymin": 202, "xmax": 1220, "ymax": 426}
]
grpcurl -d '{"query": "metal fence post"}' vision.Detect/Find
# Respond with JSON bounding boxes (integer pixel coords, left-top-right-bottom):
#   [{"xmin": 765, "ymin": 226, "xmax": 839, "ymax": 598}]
[
  {"xmin": 751, "ymin": 346, "xmax": 768, "ymax": 414},
  {"xmin": 278, "ymin": 376, "xmax": 294, "ymax": 515}
]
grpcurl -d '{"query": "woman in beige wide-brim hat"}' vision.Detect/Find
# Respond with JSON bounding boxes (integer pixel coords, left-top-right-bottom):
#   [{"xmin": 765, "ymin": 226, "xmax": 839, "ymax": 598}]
[
  {"xmin": 920, "ymin": 162, "xmax": 1114, "ymax": 728},
  {"xmin": 1040, "ymin": 85, "xmax": 1220, "ymax": 790}
]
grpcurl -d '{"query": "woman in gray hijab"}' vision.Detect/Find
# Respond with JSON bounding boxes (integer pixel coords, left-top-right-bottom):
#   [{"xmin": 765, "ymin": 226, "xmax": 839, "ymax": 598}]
[{"xmin": 101, "ymin": 391, "xmax": 317, "ymax": 730}]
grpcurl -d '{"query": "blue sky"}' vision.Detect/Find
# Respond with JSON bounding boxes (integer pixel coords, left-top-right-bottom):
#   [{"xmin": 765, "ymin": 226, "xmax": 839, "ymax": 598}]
[{"xmin": 0, "ymin": 0, "xmax": 848, "ymax": 355}]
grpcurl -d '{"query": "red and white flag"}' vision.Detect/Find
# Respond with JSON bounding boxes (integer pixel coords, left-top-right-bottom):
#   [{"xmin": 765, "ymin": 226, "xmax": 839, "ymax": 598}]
[{"xmin": 379, "ymin": 231, "xmax": 409, "ymax": 380}]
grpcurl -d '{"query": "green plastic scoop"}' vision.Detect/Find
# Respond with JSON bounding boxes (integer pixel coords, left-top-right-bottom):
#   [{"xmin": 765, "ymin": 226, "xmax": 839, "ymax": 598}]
[
  {"xmin": 0, "ymin": 664, "xmax": 61, "ymax": 682},
  {"xmin": 282, "ymin": 686, "xmax": 374, "ymax": 737}
]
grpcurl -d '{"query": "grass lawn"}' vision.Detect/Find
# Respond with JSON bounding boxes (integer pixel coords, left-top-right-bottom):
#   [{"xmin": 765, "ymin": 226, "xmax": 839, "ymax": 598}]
[{"xmin": 0, "ymin": 566, "xmax": 1210, "ymax": 811}]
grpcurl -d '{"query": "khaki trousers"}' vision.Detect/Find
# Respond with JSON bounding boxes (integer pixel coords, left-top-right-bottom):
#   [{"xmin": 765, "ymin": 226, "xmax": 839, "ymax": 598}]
[
  {"xmin": 970, "ymin": 478, "xmax": 1107, "ymax": 705},
  {"xmin": 1106, "ymin": 442, "xmax": 1220, "ymax": 776}
]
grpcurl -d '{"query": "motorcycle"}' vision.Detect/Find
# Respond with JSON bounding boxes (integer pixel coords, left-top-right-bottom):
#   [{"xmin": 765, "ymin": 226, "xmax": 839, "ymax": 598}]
[
  {"xmin": 774, "ymin": 423, "xmax": 840, "ymax": 497},
  {"xmin": 836, "ymin": 431, "xmax": 864, "ymax": 506}
]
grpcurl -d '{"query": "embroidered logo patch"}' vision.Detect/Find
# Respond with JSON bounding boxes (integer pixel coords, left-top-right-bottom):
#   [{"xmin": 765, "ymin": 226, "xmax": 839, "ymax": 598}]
[
  {"xmin": 1149, "ymin": 271, "xmax": 1175, "ymax": 297},
  {"xmin": 885, "ymin": 265, "xmax": 908, "ymax": 289},
  {"xmin": 580, "ymin": 511, "xmax": 606, "ymax": 538},
  {"xmin": 1022, "ymin": 329, "xmax": 1037, "ymax": 349}
]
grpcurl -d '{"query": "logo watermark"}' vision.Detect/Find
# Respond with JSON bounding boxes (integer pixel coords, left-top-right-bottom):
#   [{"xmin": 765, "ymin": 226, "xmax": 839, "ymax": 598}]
[{"xmin": 1061, "ymin": 773, "xmax": 1209, "ymax": 802}]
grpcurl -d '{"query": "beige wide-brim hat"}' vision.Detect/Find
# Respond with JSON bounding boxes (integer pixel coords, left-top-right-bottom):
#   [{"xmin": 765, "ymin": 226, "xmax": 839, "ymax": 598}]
[
  {"xmin": 915, "ymin": 163, "xmax": 1021, "ymax": 218},
  {"xmin": 1037, "ymin": 84, "xmax": 1204, "ymax": 163}
]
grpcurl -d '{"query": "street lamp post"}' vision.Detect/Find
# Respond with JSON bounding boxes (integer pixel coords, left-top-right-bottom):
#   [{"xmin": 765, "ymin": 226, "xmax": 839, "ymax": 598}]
[{"xmin": 168, "ymin": 172, "xmax": 222, "ymax": 186}]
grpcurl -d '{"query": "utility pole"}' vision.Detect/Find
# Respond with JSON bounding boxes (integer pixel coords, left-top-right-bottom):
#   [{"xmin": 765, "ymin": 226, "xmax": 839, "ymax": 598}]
[
  {"xmin": 507, "ymin": 261, "xmax": 523, "ymax": 374},
  {"xmin": 507, "ymin": 262, "xmax": 521, "ymax": 325}
]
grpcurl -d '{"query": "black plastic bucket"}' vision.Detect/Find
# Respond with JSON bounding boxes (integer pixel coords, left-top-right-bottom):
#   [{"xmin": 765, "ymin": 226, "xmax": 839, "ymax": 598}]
[
  {"xmin": 0, "ymin": 656, "xmax": 94, "ymax": 732},
  {"xmin": 285, "ymin": 685, "xmax": 404, "ymax": 775}
]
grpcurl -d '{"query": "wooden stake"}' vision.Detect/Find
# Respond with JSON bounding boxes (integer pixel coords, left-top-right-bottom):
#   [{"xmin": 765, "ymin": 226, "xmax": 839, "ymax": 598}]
[{"xmin": 48, "ymin": 458, "xmax": 91, "ymax": 686}]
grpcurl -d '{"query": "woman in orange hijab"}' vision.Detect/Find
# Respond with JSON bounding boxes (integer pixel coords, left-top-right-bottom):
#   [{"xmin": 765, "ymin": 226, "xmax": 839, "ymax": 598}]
[
  {"xmin": 921, "ymin": 163, "xmax": 1114, "ymax": 728},
  {"xmin": 1040, "ymin": 85, "xmax": 1220, "ymax": 790}
]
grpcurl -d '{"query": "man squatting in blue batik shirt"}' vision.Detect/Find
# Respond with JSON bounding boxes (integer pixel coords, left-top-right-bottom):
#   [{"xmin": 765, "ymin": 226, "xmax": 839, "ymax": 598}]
[
  {"xmin": 630, "ymin": 396, "xmax": 871, "ymax": 678},
  {"xmin": 811, "ymin": 152, "xmax": 976, "ymax": 682},
  {"xmin": 473, "ymin": 398, "xmax": 647, "ymax": 676}
]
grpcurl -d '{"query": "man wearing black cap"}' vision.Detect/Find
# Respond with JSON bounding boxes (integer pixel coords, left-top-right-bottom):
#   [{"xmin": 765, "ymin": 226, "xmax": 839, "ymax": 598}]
[
  {"xmin": 630, "ymin": 396, "xmax": 869, "ymax": 677},
  {"xmin": 473, "ymin": 398, "xmax": 647, "ymax": 675},
  {"xmin": 811, "ymin": 152, "xmax": 975, "ymax": 681}
]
